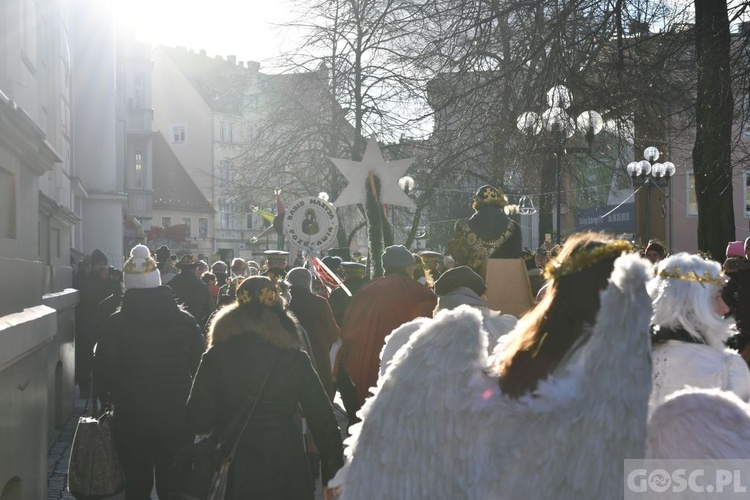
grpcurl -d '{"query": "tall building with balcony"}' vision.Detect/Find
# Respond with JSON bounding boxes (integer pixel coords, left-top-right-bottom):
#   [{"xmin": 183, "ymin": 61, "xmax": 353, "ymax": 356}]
[{"xmin": 118, "ymin": 37, "xmax": 154, "ymax": 252}]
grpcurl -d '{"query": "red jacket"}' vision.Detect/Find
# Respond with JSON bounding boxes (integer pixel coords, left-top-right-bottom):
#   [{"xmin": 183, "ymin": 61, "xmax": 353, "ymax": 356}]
[{"xmin": 337, "ymin": 273, "xmax": 436, "ymax": 405}]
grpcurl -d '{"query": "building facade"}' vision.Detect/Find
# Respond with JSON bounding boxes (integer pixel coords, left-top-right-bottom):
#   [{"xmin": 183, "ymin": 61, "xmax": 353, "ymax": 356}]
[
  {"xmin": 0, "ymin": 0, "xmax": 79, "ymax": 496},
  {"xmin": 152, "ymin": 46, "xmax": 355, "ymax": 263}
]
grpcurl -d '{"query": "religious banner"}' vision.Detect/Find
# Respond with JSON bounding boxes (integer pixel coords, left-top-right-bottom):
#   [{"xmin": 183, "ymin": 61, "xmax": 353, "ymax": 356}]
[{"xmin": 283, "ymin": 196, "xmax": 339, "ymax": 253}]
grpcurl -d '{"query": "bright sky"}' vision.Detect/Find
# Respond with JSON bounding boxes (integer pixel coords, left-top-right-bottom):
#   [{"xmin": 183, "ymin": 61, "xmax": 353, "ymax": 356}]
[{"xmin": 112, "ymin": 0, "xmax": 299, "ymax": 66}]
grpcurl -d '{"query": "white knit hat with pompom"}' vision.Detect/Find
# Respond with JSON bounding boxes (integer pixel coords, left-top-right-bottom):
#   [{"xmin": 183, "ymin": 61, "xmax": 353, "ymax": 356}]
[{"xmin": 123, "ymin": 244, "xmax": 162, "ymax": 290}]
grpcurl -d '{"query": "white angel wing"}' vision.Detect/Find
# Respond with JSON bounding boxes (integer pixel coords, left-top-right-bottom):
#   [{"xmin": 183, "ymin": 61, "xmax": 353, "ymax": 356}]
[
  {"xmin": 474, "ymin": 253, "xmax": 653, "ymax": 500},
  {"xmin": 647, "ymin": 387, "xmax": 750, "ymax": 459},
  {"xmin": 331, "ymin": 253, "xmax": 653, "ymax": 500},
  {"xmin": 331, "ymin": 305, "xmax": 493, "ymax": 498},
  {"xmin": 379, "ymin": 317, "xmax": 431, "ymax": 379}
]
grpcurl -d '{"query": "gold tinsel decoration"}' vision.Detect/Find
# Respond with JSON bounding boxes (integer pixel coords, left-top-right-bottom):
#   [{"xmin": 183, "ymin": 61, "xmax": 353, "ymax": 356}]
[
  {"xmin": 657, "ymin": 265, "xmax": 727, "ymax": 286},
  {"xmin": 544, "ymin": 240, "xmax": 633, "ymax": 280}
]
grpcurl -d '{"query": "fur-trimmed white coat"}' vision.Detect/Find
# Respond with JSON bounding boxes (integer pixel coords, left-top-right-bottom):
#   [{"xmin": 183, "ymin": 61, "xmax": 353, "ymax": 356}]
[
  {"xmin": 330, "ymin": 253, "xmax": 653, "ymax": 499},
  {"xmin": 650, "ymin": 342, "xmax": 750, "ymax": 418}
]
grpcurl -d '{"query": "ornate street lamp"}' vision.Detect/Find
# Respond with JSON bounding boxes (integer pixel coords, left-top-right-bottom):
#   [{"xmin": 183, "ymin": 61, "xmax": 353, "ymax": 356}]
[
  {"xmin": 625, "ymin": 147, "xmax": 675, "ymax": 243},
  {"xmin": 517, "ymin": 85, "xmax": 603, "ymax": 243},
  {"xmin": 398, "ymin": 176, "xmax": 415, "ymax": 195}
]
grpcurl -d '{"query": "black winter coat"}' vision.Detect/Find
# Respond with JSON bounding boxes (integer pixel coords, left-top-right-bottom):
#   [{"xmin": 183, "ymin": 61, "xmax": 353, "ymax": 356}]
[
  {"xmin": 328, "ymin": 277, "xmax": 368, "ymax": 325},
  {"xmin": 168, "ymin": 270, "xmax": 215, "ymax": 328},
  {"xmin": 94, "ymin": 286, "xmax": 205, "ymax": 436},
  {"xmin": 187, "ymin": 304, "xmax": 344, "ymax": 499}
]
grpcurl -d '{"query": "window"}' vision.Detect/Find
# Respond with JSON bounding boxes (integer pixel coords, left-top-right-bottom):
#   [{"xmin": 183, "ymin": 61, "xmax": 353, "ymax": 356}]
[
  {"xmin": 220, "ymin": 121, "xmax": 233, "ymax": 143},
  {"xmin": 61, "ymin": 99, "xmax": 68, "ymax": 135},
  {"xmin": 218, "ymin": 199, "xmax": 230, "ymax": 229},
  {"xmin": 134, "ymin": 74, "xmax": 143, "ymax": 109},
  {"xmin": 745, "ymin": 172, "xmax": 750, "ymax": 217},
  {"xmin": 134, "ymin": 150, "xmax": 143, "ymax": 188},
  {"xmin": 20, "ymin": 0, "xmax": 38, "ymax": 71},
  {"xmin": 199, "ymin": 218, "xmax": 208, "ymax": 238},
  {"xmin": 182, "ymin": 217, "xmax": 191, "ymax": 237},
  {"xmin": 162, "ymin": 216, "xmax": 172, "ymax": 228},
  {"xmin": 246, "ymin": 213, "xmax": 253, "ymax": 229},
  {"xmin": 245, "ymin": 95, "xmax": 259, "ymax": 112},
  {"xmin": 687, "ymin": 172, "xmax": 698, "ymax": 216},
  {"xmin": 52, "ymin": 227, "xmax": 60, "ymax": 258},
  {"xmin": 171, "ymin": 124, "xmax": 186, "ymax": 144},
  {"xmin": 744, "ymin": 94, "xmax": 750, "ymax": 138},
  {"xmin": 0, "ymin": 167, "xmax": 16, "ymax": 238}
]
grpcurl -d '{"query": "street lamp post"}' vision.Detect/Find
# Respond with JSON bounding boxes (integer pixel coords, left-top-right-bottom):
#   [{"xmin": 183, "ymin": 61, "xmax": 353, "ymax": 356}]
[
  {"xmin": 517, "ymin": 85, "xmax": 603, "ymax": 244},
  {"xmin": 625, "ymin": 147, "xmax": 675, "ymax": 243},
  {"xmin": 396, "ymin": 176, "xmax": 416, "ymax": 244}
]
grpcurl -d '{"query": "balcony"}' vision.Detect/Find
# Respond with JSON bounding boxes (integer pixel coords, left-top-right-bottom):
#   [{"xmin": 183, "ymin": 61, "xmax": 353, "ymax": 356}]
[
  {"xmin": 126, "ymin": 108, "xmax": 153, "ymax": 135},
  {"xmin": 126, "ymin": 189, "xmax": 154, "ymax": 218}
]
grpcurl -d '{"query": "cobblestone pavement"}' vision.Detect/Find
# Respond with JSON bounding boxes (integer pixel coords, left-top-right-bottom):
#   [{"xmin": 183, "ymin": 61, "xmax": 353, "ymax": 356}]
[
  {"xmin": 46, "ymin": 396, "xmax": 87, "ymax": 500},
  {"xmin": 47, "ymin": 396, "xmax": 349, "ymax": 500}
]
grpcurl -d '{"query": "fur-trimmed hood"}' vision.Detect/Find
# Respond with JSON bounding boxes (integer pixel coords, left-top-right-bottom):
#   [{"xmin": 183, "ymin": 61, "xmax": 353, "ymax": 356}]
[{"xmin": 206, "ymin": 304, "xmax": 304, "ymax": 350}]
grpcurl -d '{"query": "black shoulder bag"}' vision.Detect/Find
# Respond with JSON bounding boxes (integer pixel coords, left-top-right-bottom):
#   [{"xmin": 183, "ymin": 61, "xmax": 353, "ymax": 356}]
[{"xmin": 170, "ymin": 354, "xmax": 282, "ymax": 500}]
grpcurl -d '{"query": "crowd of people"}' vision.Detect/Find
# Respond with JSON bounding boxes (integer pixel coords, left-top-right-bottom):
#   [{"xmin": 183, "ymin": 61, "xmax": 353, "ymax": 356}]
[{"xmin": 70, "ymin": 220, "xmax": 750, "ymax": 498}]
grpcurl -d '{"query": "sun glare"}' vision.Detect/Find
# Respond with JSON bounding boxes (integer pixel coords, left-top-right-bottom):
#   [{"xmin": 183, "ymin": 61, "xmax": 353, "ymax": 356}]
[{"xmin": 112, "ymin": 0, "xmax": 296, "ymax": 63}]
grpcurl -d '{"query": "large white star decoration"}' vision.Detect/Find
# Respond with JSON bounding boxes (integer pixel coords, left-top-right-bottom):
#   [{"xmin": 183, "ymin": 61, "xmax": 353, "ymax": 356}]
[{"xmin": 330, "ymin": 135, "xmax": 416, "ymax": 209}]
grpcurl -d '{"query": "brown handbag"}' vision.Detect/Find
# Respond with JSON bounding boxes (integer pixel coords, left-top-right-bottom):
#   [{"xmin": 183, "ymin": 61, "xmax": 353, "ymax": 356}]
[{"xmin": 67, "ymin": 393, "xmax": 126, "ymax": 499}]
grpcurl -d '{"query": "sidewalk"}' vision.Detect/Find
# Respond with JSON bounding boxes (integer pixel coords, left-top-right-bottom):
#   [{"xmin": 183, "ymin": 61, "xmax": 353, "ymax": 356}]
[
  {"xmin": 46, "ymin": 395, "xmax": 87, "ymax": 500},
  {"xmin": 46, "ymin": 395, "xmax": 348, "ymax": 499}
]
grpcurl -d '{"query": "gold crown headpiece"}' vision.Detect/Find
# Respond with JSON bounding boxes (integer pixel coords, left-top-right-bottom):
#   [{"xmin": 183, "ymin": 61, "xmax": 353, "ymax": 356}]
[
  {"xmin": 236, "ymin": 279, "xmax": 279, "ymax": 307},
  {"xmin": 474, "ymin": 187, "xmax": 508, "ymax": 208},
  {"xmin": 544, "ymin": 240, "xmax": 633, "ymax": 280},
  {"xmin": 657, "ymin": 265, "xmax": 727, "ymax": 286}
]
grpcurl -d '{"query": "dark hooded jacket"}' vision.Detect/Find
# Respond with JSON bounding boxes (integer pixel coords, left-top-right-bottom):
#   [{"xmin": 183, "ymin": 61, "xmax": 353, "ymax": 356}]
[
  {"xmin": 94, "ymin": 286, "xmax": 205, "ymax": 436},
  {"xmin": 168, "ymin": 269, "xmax": 215, "ymax": 328},
  {"xmin": 186, "ymin": 302, "xmax": 344, "ymax": 499}
]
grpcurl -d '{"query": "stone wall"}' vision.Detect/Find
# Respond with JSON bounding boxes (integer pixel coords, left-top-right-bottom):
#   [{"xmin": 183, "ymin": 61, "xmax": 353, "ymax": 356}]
[{"xmin": 0, "ymin": 305, "xmax": 57, "ymax": 499}]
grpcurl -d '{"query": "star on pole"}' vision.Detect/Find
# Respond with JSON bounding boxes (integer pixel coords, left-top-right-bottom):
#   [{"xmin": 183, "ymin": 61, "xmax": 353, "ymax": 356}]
[{"xmin": 330, "ymin": 135, "xmax": 416, "ymax": 209}]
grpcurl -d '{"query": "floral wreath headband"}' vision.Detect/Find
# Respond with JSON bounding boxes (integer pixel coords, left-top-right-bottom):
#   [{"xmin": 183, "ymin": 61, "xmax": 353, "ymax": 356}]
[
  {"xmin": 236, "ymin": 283, "xmax": 279, "ymax": 307},
  {"xmin": 544, "ymin": 240, "xmax": 633, "ymax": 280},
  {"xmin": 657, "ymin": 265, "xmax": 727, "ymax": 287}
]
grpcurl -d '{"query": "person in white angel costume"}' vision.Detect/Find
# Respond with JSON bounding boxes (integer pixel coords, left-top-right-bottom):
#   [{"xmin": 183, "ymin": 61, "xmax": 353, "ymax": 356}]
[
  {"xmin": 329, "ymin": 232, "xmax": 654, "ymax": 499},
  {"xmin": 648, "ymin": 252, "xmax": 750, "ymax": 417},
  {"xmin": 643, "ymin": 253, "xmax": 750, "ymax": 460}
]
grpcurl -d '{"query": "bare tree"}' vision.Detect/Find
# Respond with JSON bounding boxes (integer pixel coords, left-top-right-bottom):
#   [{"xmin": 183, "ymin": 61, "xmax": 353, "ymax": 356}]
[{"xmin": 224, "ymin": 0, "xmax": 749, "ymax": 258}]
